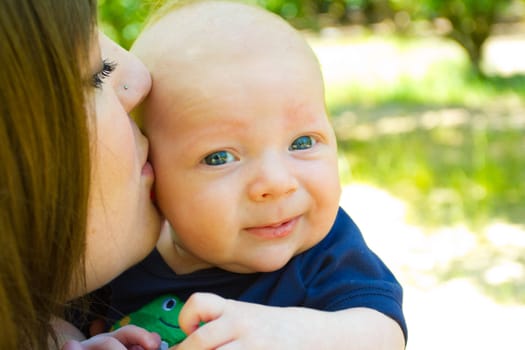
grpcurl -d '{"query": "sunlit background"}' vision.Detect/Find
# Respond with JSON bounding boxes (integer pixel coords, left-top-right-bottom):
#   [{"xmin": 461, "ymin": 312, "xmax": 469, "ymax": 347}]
[{"xmin": 99, "ymin": 1, "xmax": 525, "ymax": 348}]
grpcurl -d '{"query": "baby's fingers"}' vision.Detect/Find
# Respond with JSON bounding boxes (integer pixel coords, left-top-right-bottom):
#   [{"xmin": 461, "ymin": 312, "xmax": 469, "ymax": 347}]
[
  {"xmin": 178, "ymin": 292, "xmax": 226, "ymax": 335},
  {"xmin": 177, "ymin": 317, "xmax": 235, "ymax": 350},
  {"xmin": 178, "ymin": 293, "xmax": 242, "ymax": 349}
]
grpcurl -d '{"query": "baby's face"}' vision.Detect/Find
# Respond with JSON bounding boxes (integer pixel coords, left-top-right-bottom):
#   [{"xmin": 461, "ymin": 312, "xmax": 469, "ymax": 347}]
[
  {"xmin": 145, "ymin": 49, "xmax": 341, "ymax": 273},
  {"xmin": 139, "ymin": 3, "xmax": 341, "ymax": 273}
]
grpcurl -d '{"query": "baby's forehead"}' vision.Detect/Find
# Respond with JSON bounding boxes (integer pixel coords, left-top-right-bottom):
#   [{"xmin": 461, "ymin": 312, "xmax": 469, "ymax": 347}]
[
  {"xmin": 136, "ymin": 1, "xmax": 310, "ymax": 60},
  {"xmin": 133, "ymin": 1, "xmax": 323, "ymax": 116}
]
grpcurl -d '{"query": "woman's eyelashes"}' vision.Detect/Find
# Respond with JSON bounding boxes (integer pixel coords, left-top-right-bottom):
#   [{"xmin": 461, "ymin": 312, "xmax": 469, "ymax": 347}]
[
  {"xmin": 289, "ymin": 135, "xmax": 316, "ymax": 151},
  {"xmin": 91, "ymin": 59, "xmax": 117, "ymax": 89}
]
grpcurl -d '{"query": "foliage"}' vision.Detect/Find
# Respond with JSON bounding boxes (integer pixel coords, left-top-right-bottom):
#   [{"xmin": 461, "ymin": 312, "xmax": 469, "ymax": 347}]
[
  {"xmin": 98, "ymin": 0, "xmax": 521, "ymax": 75},
  {"xmin": 254, "ymin": 0, "xmax": 393, "ymax": 27},
  {"xmin": 97, "ymin": 0, "xmax": 393, "ymax": 45},
  {"xmin": 98, "ymin": 0, "xmax": 156, "ymax": 49},
  {"xmin": 330, "ymin": 58, "xmax": 525, "ymax": 230},
  {"xmin": 339, "ymin": 120, "xmax": 525, "ymax": 230},
  {"xmin": 390, "ymin": 0, "xmax": 514, "ymax": 75}
]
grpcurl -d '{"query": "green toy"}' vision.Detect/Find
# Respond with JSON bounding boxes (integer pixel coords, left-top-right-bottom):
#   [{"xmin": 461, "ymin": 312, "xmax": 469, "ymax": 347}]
[{"xmin": 111, "ymin": 294, "xmax": 187, "ymax": 347}]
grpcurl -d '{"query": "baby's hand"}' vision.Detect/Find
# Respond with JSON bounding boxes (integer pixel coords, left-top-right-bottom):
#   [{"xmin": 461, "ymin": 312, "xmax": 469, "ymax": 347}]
[
  {"xmin": 175, "ymin": 293, "xmax": 310, "ymax": 350},
  {"xmin": 61, "ymin": 325, "xmax": 161, "ymax": 350}
]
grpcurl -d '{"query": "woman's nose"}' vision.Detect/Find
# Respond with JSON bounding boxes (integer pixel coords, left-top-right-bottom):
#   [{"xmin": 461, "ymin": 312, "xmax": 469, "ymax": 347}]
[
  {"xmin": 99, "ymin": 32, "xmax": 152, "ymax": 113},
  {"xmin": 114, "ymin": 51, "xmax": 151, "ymax": 114},
  {"xmin": 247, "ymin": 153, "xmax": 299, "ymax": 202}
]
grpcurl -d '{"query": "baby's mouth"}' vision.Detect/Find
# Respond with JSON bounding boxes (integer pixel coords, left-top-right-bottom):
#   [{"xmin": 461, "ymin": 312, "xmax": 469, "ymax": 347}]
[{"xmin": 245, "ymin": 216, "xmax": 299, "ymax": 238}]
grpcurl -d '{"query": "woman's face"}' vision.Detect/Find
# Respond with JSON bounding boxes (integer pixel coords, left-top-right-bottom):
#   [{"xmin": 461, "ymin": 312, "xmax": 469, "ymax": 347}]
[{"xmin": 83, "ymin": 32, "xmax": 161, "ymax": 293}]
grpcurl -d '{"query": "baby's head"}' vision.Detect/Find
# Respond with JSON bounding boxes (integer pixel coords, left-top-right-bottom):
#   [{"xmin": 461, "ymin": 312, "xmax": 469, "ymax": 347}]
[{"xmin": 132, "ymin": 0, "xmax": 341, "ymax": 273}]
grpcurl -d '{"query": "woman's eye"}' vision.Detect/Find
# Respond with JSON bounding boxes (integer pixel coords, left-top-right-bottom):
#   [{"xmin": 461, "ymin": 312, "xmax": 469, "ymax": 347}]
[
  {"xmin": 91, "ymin": 59, "xmax": 117, "ymax": 89},
  {"xmin": 202, "ymin": 150, "xmax": 236, "ymax": 166},
  {"xmin": 289, "ymin": 135, "xmax": 316, "ymax": 151}
]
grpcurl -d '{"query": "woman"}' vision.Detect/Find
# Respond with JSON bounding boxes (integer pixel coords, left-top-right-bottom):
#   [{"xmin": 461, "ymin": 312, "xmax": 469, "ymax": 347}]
[{"xmin": 1, "ymin": 1, "xmax": 162, "ymax": 348}]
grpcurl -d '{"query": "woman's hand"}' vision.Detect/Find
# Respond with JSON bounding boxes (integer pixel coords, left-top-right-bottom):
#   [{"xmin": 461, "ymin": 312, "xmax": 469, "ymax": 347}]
[{"xmin": 61, "ymin": 325, "xmax": 161, "ymax": 350}]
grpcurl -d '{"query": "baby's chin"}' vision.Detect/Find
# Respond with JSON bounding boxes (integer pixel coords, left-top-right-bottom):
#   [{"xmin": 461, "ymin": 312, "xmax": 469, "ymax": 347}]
[
  {"xmin": 219, "ymin": 261, "xmax": 289, "ymax": 274},
  {"xmin": 220, "ymin": 240, "xmax": 324, "ymax": 274}
]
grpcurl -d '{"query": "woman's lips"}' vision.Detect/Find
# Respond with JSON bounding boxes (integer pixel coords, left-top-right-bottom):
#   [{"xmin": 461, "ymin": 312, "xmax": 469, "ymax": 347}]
[
  {"xmin": 141, "ymin": 160, "xmax": 154, "ymax": 177},
  {"xmin": 245, "ymin": 216, "xmax": 299, "ymax": 239}
]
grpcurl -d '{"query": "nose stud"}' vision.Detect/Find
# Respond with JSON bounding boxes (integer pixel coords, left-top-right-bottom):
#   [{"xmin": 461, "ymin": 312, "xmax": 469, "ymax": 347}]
[{"xmin": 123, "ymin": 84, "xmax": 129, "ymax": 90}]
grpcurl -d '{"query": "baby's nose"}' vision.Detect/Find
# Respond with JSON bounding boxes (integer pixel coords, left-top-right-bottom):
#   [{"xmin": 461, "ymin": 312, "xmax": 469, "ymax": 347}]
[{"xmin": 247, "ymin": 153, "xmax": 298, "ymax": 202}]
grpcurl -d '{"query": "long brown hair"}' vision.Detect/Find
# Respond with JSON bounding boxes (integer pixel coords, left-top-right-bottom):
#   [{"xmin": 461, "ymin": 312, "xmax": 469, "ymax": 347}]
[{"xmin": 0, "ymin": 0, "xmax": 97, "ymax": 348}]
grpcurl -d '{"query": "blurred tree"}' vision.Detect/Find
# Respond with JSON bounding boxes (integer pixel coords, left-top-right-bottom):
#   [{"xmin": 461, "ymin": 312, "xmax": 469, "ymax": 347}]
[
  {"xmin": 390, "ymin": 0, "xmax": 514, "ymax": 75},
  {"xmin": 98, "ymin": 0, "xmax": 156, "ymax": 49},
  {"xmin": 98, "ymin": 0, "xmax": 519, "ymax": 73},
  {"xmin": 363, "ymin": 0, "xmax": 394, "ymax": 24},
  {"xmin": 254, "ymin": 0, "xmax": 396, "ymax": 28},
  {"xmin": 99, "ymin": 0, "xmax": 378, "ymax": 41},
  {"xmin": 254, "ymin": 0, "xmax": 346, "ymax": 29}
]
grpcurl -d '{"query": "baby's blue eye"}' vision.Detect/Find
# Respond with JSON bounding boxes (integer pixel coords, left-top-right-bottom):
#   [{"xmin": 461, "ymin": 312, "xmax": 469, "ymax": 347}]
[
  {"xmin": 289, "ymin": 136, "xmax": 316, "ymax": 151},
  {"xmin": 162, "ymin": 298, "xmax": 177, "ymax": 311},
  {"xmin": 203, "ymin": 150, "xmax": 235, "ymax": 166}
]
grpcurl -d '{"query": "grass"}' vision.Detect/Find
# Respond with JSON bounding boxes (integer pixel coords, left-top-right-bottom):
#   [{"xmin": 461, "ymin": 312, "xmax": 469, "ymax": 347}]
[
  {"xmin": 321, "ymin": 35, "xmax": 525, "ymax": 303},
  {"xmin": 338, "ymin": 122, "xmax": 524, "ymax": 230},
  {"xmin": 327, "ymin": 59, "xmax": 525, "ymax": 111},
  {"xmin": 324, "ymin": 45, "xmax": 525, "ymax": 232}
]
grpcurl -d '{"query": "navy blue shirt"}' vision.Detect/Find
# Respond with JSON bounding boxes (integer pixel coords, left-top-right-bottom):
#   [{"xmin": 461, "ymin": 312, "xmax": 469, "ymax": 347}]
[{"xmin": 109, "ymin": 207, "xmax": 407, "ymax": 341}]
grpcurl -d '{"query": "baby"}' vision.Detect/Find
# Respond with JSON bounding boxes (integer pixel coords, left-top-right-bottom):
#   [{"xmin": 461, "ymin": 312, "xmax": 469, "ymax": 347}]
[{"xmin": 109, "ymin": 0, "xmax": 407, "ymax": 348}]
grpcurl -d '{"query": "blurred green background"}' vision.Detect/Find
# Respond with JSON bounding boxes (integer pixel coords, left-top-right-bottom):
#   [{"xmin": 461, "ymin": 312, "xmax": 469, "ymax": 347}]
[{"xmin": 99, "ymin": 1, "xmax": 525, "ymax": 337}]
